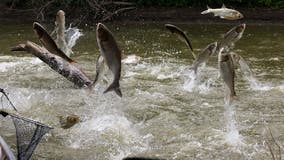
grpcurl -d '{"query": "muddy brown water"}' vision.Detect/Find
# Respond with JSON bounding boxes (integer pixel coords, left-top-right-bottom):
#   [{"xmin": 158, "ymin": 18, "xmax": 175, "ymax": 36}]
[{"xmin": 0, "ymin": 22, "xmax": 283, "ymax": 160}]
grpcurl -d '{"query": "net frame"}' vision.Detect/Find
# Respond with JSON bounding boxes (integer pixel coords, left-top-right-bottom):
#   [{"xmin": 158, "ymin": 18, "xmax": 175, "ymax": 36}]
[{"xmin": 0, "ymin": 111, "xmax": 52, "ymax": 160}]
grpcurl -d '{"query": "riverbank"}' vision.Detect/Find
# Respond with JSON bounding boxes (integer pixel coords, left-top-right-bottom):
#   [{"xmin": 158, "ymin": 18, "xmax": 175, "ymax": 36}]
[
  {"xmin": 0, "ymin": 6, "xmax": 284, "ymax": 25},
  {"xmin": 118, "ymin": 7, "xmax": 284, "ymax": 24}
]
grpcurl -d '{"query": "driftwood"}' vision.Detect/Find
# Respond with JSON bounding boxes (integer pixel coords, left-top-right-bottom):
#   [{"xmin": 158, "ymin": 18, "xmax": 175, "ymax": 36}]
[{"xmin": 11, "ymin": 41, "xmax": 92, "ymax": 88}]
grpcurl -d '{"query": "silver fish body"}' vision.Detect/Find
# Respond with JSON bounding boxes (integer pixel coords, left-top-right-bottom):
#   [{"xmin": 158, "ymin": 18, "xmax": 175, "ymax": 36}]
[
  {"xmin": 96, "ymin": 23, "xmax": 122, "ymax": 97},
  {"xmin": 219, "ymin": 54, "xmax": 236, "ymax": 98},
  {"xmin": 217, "ymin": 23, "xmax": 246, "ymax": 53},
  {"xmin": 165, "ymin": 24, "xmax": 196, "ymax": 59},
  {"xmin": 230, "ymin": 52, "xmax": 253, "ymax": 77},
  {"xmin": 33, "ymin": 22, "xmax": 75, "ymax": 63},
  {"xmin": 192, "ymin": 42, "xmax": 217, "ymax": 73},
  {"xmin": 201, "ymin": 5, "xmax": 243, "ymax": 20}
]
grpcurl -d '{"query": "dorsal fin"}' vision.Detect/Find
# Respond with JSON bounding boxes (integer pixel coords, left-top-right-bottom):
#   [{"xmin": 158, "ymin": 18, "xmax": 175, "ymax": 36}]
[
  {"xmin": 207, "ymin": 5, "xmax": 211, "ymax": 9},
  {"xmin": 222, "ymin": 4, "xmax": 226, "ymax": 8}
]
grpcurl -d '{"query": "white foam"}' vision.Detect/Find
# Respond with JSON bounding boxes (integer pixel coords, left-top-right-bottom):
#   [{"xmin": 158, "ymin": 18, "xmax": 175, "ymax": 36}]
[
  {"xmin": 122, "ymin": 55, "xmax": 142, "ymax": 64},
  {"xmin": 183, "ymin": 70, "xmax": 197, "ymax": 92},
  {"xmin": 223, "ymin": 103, "xmax": 244, "ymax": 147},
  {"xmin": 0, "ymin": 62, "xmax": 21, "ymax": 72},
  {"xmin": 82, "ymin": 114, "xmax": 132, "ymax": 132}
]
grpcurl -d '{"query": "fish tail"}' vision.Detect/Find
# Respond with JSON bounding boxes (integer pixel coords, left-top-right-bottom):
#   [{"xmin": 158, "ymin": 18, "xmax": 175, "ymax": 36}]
[
  {"xmin": 192, "ymin": 51, "xmax": 197, "ymax": 60},
  {"xmin": 189, "ymin": 64, "xmax": 198, "ymax": 74},
  {"xmin": 104, "ymin": 81, "xmax": 122, "ymax": 97},
  {"xmin": 201, "ymin": 9, "xmax": 210, "ymax": 14}
]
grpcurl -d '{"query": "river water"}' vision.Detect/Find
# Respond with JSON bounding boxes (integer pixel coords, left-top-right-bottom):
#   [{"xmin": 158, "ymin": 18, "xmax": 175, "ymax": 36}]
[{"xmin": 0, "ymin": 22, "xmax": 283, "ymax": 160}]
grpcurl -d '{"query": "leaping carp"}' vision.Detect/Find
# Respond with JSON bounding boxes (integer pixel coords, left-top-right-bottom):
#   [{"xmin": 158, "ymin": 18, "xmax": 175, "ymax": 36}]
[
  {"xmin": 96, "ymin": 23, "xmax": 122, "ymax": 97},
  {"xmin": 33, "ymin": 22, "xmax": 75, "ymax": 63},
  {"xmin": 201, "ymin": 4, "xmax": 243, "ymax": 20}
]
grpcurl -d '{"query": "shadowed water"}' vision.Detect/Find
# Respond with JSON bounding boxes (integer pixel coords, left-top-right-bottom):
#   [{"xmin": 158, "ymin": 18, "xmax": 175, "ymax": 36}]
[{"xmin": 0, "ymin": 22, "xmax": 283, "ymax": 160}]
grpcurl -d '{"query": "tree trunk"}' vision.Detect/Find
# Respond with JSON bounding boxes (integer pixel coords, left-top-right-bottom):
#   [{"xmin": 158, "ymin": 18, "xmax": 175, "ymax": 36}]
[{"xmin": 11, "ymin": 41, "xmax": 93, "ymax": 88}]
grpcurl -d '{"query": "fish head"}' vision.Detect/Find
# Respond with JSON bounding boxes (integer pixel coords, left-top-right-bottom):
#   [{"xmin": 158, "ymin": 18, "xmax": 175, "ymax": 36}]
[
  {"xmin": 235, "ymin": 23, "xmax": 246, "ymax": 34},
  {"xmin": 56, "ymin": 10, "xmax": 65, "ymax": 24},
  {"xmin": 96, "ymin": 23, "xmax": 112, "ymax": 41},
  {"xmin": 208, "ymin": 42, "xmax": 218, "ymax": 55},
  {"xmin": 230, "ymin": 52, "xmax": 241, "ymax": 63},
  {"xmin": 232, "ymin": 11, "xmax": 243, "ymax": 19},
  {"xmin": 33, "ymin": 22, "xmax": 45, "ymax": 38},
  {"xmin": 66, "ymin": 115, "xmax": 80, "ymax": 123},
  {"xmin": 220, "ymin": 54, "xmax": 230, "ymax": 62}
]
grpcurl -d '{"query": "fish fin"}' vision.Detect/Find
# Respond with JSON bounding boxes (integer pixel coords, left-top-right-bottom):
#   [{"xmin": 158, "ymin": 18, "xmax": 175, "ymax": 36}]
[
  {"xmin": 165, "ymin": 24, "xmax": 194, "ymax": 54},
  {"xmin": 104, "ymin": 81, "xmax": 122, "ymax": 97},
  {"xmin": 192, "ymin": 51, "xmax": 197, "ymax": 60},
  {"xmin": 189, "ymin": 64, "xmax": 198, "ymax": 74},
  {"xmin": 222, "ymin": 4, "xmax": 226, "ymax": 8},
  {"xmin": 92, "ymin": 55, "xmax": 104, "ymax": 86}
]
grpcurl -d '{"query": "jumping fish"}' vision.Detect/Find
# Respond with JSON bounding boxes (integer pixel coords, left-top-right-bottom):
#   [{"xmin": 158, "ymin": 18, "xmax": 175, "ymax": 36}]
[
  {"xmin": 165, "ymin": 24, "xmax": 196, "ymax": 59},
  {"xmin": 217, "ymin": 23, "xmax": 246, "ymax": 53},
  {"xmin": 96, "ymin": 23, "xmax": 122, "ymax": 97},
  {"xmin": 230, "ymin": 52, "xmax": 253, "ymax": 77},
  {"xmin": 219, "ymin": 52, "xmax": 237, "ymax": 101},
  {"xmin": 58, "ymin": 114, "xmax": 80, "ymax": 129},
  {"xmin": 192, "ymin": 42, "xmax": 217, "ymax": 73},
  {"xmin": 201, "ymin": 4, "xmax": 243, "ymax": 20},
  {"xmin": 33, "ymin": 22, "xmax": 75, "ymax": 63}
]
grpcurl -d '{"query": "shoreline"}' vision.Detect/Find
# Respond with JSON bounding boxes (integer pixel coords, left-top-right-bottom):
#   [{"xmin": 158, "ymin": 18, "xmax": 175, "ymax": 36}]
[{"xmin": 0, "ymin": 7, "xmax": 284, "ymax": 25}]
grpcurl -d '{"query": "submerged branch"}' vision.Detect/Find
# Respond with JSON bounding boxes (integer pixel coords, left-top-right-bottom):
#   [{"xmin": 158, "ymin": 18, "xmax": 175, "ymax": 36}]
[{"xmin": 11, "ymin": 41, "xmax": 92, "ymax": 88}]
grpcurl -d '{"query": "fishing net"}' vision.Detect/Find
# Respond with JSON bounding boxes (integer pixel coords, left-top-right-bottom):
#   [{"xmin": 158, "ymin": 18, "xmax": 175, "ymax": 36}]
[{"xmin": 0, "ymin": 111, "xmax": 52, "ymax": 160}]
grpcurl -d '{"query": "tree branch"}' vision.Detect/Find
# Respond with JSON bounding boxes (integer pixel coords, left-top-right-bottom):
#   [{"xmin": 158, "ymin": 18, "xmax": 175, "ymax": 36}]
[{"xmin": 11, "ymin": 41, "xmax": 93, "ymax": 88}]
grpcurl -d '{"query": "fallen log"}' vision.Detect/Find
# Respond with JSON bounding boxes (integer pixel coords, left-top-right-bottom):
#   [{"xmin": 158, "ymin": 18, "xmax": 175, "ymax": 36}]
[{"xmin": 11, "ymin": 41, "xmax": 92, "ymax": 88}]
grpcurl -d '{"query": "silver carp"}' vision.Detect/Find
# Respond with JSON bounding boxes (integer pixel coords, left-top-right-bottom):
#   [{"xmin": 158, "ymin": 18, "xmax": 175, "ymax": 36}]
[
  {"xmin": 217, "ymin": 23, "xmax": 246, "ymax": 53},
  {"xmin": 201, "ymin": 4, "xmax": 243, "ymax": 20},
  {"xmin": 230, "ymin": 52, "xmax": 254, "ymax": 77},
  {"xmin": 192, "ymin": 42, "xmax": 217, "ymax": 73},
  {"xmin": 33, "ymin": 22, "xmax": 75, "ymax": 63},
  {"xmin": 96, "ymin": 23, "xmax": 122, "ymax": 97},
  {"xmin": 219, "ymin": 51, "xmax": 237, "ymax": 101},
  {"xmin": 165, "ymin": 24, "xmax": 196, "ymax": 59},
  {"xmin": 58, "ymin": 114, "xmax": 80, "ymax": 129}
]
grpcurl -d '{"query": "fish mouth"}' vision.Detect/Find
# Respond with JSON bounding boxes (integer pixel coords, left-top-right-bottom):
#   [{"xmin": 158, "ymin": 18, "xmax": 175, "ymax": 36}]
[
  {"xmin": 96, "ymin": 23, "xmax": 109, "ymax": 40},
  {"xmin": 236, "ymin": 23, "xmax": 246, "ymax": 33},
  {"xmin": 33, "ymin": 22, "xmax": 43, "ymax": 37},
  {"xmin": 97, "ymin": 23, "xmax": 105, "ymax": 30}
]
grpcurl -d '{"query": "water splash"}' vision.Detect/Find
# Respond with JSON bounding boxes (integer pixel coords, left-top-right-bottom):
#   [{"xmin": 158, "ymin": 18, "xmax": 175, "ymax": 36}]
[
  {"xmin": 182, "ymin": 66, "xmax": 218, "ymax": 93},
  {"xmin": 65, "ymin": 26, "xmax": 83, "ymax": 50},
  {"xmin": 183, "ymin": 70, "xmax": 197, "ymax": 92},
  {"xmin": 223, "ymin": 102, "xmax": 243, "ymax": 147}
]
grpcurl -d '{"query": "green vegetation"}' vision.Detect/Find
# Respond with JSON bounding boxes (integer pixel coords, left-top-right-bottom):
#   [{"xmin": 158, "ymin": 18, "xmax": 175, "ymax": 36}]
[
  {"xmin": 133, "ymin": 0, "xmax": 284, "ymax": 8},
  {"xmin": 1, "ymin": 0, "xmax": 284, "ymax": 8}
]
